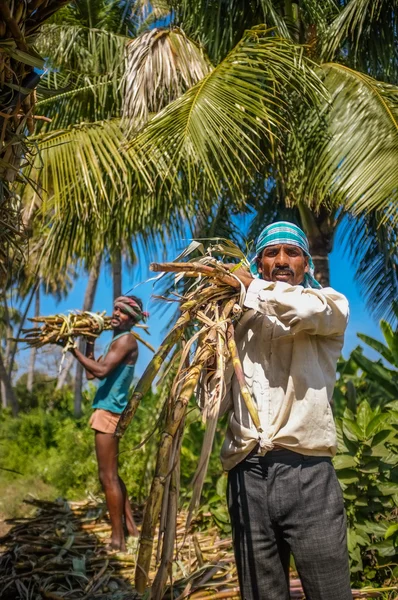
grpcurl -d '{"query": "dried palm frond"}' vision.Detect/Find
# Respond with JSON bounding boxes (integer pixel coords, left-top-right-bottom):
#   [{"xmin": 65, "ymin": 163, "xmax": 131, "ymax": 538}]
[
  {"xmin": 122, "ymin": 27, "xmax": 212, "ymax": 128},
  {"xmin": 14, "ymin": 310, "xmax": 155, "ymax": 352},
  {"xmin": 115, "ymin": 239, "xmax": 266, "ymax": 597}
]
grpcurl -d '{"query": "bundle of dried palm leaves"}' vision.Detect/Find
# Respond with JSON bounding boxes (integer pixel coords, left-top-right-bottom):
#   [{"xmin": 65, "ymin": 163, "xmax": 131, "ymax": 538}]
[
  {"xmin": 115, "ymin": 240, "xmax": 267, "ymax": 597},
  {"xmin": 15, "ymin": 310, "xmax": 155, "ymax": 352}
]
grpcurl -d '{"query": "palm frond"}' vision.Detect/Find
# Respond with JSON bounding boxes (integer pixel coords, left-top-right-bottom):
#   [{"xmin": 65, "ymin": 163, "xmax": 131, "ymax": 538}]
[
  {"xmin": 34, "ymin": 24, "xmax": 130, "ymax": 130},
  {"xmin": 322, "ymin": 0, "xmax": 398, "ymax": 81},
  {"xmin": 29, "ymin": 119, "xmax": 147, "ymax": 219},
  {"xmin": 171, "ymin": 0, "xmax": 266, "ymax": 62},
  {"xmin": 171, "ymin": 0, "xmax": 297, "ymax": 62},
  {"xmin": 36, "ymin": 75, "xmax": 122, "ymax": 132},
  {"xmin": 49, "ymin": 0, "xmax": 138, "ymax": 36},
  {"xmin": 338, "ymin": 211, "xmax": 398, "ymax": 325},
  {"xmin": 299, "ymin": 64, "xmax": 398, "ymax": 224},
  {"xmin": 128, "ymin": 26, "xmax": 325, "ymax": 203},
  {"xmin": 297, "ymin": 0, "xmax": 338, "ymax": 38},
  {"xmin": 122, "ymin": 27, "xmax": 212, "ymax": 127},
  {"xmin": 36, "ymin": 23, "xmax": 128, "ymax": 77},
  {"xmin": 171, "ymin": 0, "xmax": 339, "ymax": 61}
]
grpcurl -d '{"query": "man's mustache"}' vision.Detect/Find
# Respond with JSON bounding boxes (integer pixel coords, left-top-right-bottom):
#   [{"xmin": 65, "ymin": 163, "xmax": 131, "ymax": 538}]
[{"xmin": 272, "ymin": 267, "xmax": 294, "ymax": 277}]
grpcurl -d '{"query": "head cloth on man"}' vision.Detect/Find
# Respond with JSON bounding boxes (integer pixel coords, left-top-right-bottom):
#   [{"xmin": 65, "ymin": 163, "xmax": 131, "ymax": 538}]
[
  {"xmin": 114, "ymin": 296, "xmax": 149, "ymax": 323},
  {"xmin": 250, "ymin": 221, "xmax": 321, "ymax": 289}
]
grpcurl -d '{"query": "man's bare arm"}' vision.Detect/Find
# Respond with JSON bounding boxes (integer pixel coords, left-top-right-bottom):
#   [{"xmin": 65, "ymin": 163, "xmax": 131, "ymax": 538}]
[
  {"xmin": 85, "ymin": 340, "xmax": 96, "ymax": 380},
  {"xmin": 71, "ymin": 334, "xmax": 138, "ymax": 379}
]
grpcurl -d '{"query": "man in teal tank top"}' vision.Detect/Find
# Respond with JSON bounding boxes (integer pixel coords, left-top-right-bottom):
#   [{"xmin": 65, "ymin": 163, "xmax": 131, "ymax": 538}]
[{"xmin": 69, "ymin": 295, "xmax": 147, "ymax": 551}]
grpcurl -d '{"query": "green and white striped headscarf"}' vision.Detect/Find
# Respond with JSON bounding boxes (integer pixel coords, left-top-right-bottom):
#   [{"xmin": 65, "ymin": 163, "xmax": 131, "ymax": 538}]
[{"xmin": 250, "ymin": 221, "xmax": 321, "ymax": 289}]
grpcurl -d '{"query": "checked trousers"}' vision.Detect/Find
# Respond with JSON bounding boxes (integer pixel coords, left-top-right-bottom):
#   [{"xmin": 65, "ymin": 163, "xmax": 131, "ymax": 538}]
[{"xmin": 227, "ymin": 449, "xmax": 352, "ymax": 600}]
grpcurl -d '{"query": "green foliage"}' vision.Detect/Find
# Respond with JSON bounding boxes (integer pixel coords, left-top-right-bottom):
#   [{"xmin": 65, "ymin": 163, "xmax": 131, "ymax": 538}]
[
  {"xmin": 334, "ymin": 313, "xmax": 398, "ymax": 416},
  {"xmin": 0, "ymin": 384, "xmax": 226, "ymax": 512},
  {"xmin": 14, "ymin": 371, "xmax": 74, "ymax": 413},
  {"xmin": 0, "ymin": 385, "xmax": 163, "ymax": 499},
  {"xmin": 334, "ymin": 400, "xmax": 398, "ymax": 586}
]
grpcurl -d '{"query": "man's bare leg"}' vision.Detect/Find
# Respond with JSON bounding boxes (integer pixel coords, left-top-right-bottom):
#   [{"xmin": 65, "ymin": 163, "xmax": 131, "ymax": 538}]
[
  {"xmin": 94, "ymin": 431, "xmax": 126, "ymax": 551},
  {"xmin": 119, "ymin": 476, "xmax": 139, "ymax": 537}
]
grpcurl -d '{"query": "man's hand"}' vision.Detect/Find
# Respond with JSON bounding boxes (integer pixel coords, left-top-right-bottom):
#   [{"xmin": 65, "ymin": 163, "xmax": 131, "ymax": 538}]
[
  {"xmin": 225, "ymin": 264, "xmax": 254, "ymax": 289},
  {"xmin": 85, "ymin": 338, "xmax": 95, "ymax": 360}
]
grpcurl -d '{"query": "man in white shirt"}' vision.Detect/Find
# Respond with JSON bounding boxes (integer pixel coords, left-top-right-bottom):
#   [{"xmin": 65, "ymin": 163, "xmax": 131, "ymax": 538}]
[{"xmin": 222, "ymin": 222, "xmax": 352, "ymax": 600}]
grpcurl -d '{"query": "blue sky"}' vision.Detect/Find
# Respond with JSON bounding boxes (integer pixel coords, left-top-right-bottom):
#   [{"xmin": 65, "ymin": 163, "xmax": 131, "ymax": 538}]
[{"xmin": 19, "ymin": 232, "xmax": 383, "ymax": 381}]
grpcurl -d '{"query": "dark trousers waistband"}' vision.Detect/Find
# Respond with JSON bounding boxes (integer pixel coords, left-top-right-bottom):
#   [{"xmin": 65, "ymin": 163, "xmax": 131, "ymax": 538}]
[{"xmin": 242, "ymin": 445, "xmax": 332, "ymax": 466}]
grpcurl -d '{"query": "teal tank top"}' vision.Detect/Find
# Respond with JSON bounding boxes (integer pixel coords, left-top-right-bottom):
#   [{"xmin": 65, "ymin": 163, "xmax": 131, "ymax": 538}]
[{"xmin": 92, "ymin": 332, "xmax": 135, "ymax": 414}]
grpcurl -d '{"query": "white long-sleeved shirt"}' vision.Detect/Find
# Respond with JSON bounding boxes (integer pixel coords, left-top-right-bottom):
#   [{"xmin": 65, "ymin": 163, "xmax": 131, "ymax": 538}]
[{"xmin": 220, "ymin": 278, "xmax": 349, "ymax": 471}]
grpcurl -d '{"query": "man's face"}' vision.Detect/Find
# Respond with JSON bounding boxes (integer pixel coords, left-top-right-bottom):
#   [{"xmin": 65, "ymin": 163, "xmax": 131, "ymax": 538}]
[
  {"xmin": 257, "ymin": 244, "xmax": 309, "ymax": 285},
  {"xmin": 111, "ymin": 306, "xmax": 134, "ymax": 331}
]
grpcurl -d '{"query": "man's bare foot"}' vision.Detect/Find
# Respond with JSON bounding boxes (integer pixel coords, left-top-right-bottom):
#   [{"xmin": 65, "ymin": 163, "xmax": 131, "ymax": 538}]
[
  {"xmin": 124, "ymin": 515, "xmax": 139, "ymax": 538},
  {"xmin": 126, "ymin": 523, "xmax": 139, "ymax": 538},
  {"xmin": 104, "ymin": 537, "xmax": 127, "ymax": 552}
]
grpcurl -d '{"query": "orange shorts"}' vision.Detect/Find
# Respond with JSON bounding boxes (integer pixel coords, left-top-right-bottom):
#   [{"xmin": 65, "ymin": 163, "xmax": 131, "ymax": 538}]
[{"xmin": 89, "ymin": 409, "xmax": 120, "ymax": 434}]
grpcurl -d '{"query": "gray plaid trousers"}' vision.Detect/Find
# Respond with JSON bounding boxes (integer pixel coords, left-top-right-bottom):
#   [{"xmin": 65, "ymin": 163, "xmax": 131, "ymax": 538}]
[{"xmin": 227, "ymin": 449, "xmax": 352, "ymax": 600}]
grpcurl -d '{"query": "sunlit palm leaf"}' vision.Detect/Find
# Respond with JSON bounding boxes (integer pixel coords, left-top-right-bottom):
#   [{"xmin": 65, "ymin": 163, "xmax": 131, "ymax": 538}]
[
  {"xmin": 171, "ymin": 0, "xmax": 337, "ymax": 62},
  {"xmin": 37, "ymin": 24, "xmax": 127, "ymax": 78},
  {"xmin": 36, "ymin": 76, "xmax": 121, "ymax": 131},
  {"xmin": 122, "ymin": 27, "xmax": 212, "ymax": 127},
  {"xmin": 128, "ymin": 26, "xmax": 325, "ymax": 201},
  {"xmin": 30, "ymin": 119, "xmax": 147, "ymax": 219},
  {"xmin": 35, "ymin": 24, "xmax": 129, "ymax": 129},
  {"xmin": 301, "ymin": 64, "xmax": 398, "ymax": 223},
  {"xmin": 323, "ymin": 0, "xmax": 398, "ymax": 81}
]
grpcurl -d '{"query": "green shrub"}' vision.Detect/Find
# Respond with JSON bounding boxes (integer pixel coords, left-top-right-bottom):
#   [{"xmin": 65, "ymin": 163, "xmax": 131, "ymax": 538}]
[
  {"xmin": 334, "ymin": 400, "xmax": 398, "ymax": 587},
  {"xmin": 0, "ymin": 387, "xmax": 184, "ymax": 502}
]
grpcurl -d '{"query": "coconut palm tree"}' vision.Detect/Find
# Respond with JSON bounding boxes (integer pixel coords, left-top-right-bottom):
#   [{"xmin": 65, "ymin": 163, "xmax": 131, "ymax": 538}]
[
  {"xmin": 22, "ymin": 0, "xmax": 213, "ymax": 271},
  {"xmin": 12, "ymin": 0, "xmax": 213, "ymax": 411},
  {"xmin": 0, "ymin": 225, "xmax": 75, "ymax": 414},
  {"xmin": 20, "ymin": 0, "xmax": 330, "ymax": 277},
  {"xmin": 20, "ymin": 0, "xmax": 398, "ymax": 327},
  {"xmin": 0, "ymin": 0, "xmax": 73, "ymax": 288},
  {"xmin": 125, "ymin": 0, "xmax": 398, "ymax": 322}
]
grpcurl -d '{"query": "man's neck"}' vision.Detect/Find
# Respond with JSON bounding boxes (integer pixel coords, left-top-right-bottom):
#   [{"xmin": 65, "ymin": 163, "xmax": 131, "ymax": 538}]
[{"xmin": 113, "ymin": 328, "xmax": 131, "ymax": 337}]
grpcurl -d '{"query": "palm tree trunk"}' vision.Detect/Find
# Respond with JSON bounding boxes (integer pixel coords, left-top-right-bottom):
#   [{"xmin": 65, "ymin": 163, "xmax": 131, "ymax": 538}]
[
  {"xmin": 1, "ymin": 304, "xmax": 12, "ymax": 408},
  {"xmin": 112, "ymin": 247, "xmax": 122, "ymax": 300},
  {"xmin": 27, "ymin": 286, "xmax": 40, "ymax": 392},
  {"xmin": 0, "ymin": 351, "xmax": 18, "ymax": 415},
  {"xmin": 73, "ymin": 254, "xmax": 102, "ymax": 418},
  {"xmin": 298, "ymin": 204, "xmax": 335, "ymax": 288},
  {"xmin": 55, "ymin": 353, "xmax": 74, "ymax": 391},
  {"xmin": 309, "ymin": 243, "xmax": 330, "ymax": 288},
  {"xmin": 7, "ymin": 281, "xmax": 38, "ymax": 379}
]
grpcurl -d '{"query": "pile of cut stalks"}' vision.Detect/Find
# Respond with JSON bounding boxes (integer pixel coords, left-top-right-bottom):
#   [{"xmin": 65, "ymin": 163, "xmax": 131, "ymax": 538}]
[
  {"xmin": 0, "ymin": 498, "xmax": 388, "ymax": 600},
  {"xmin": 14, "ymin": 311, "xmax": 155, "ymax": 352},
  {"xmin": 0, "ymin": 497, "xmax": 387, "ymax": 599}
]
